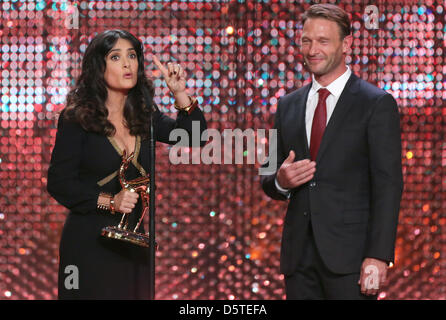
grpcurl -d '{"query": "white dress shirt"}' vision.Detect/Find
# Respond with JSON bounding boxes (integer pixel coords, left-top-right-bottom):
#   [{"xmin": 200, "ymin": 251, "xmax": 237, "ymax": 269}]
[
  {"xmin": 275, "ymin": 66, "xmax": 352, "ymax": 195},
  {"xmin": 305, "ymin": 66, "xmax": 351, "ymax": 146}
]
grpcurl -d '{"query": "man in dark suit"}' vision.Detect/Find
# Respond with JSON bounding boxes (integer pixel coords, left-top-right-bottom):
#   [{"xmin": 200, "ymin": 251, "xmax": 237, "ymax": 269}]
[{"xmin": 261, "ymin": 4, "xmax": 403, "ymax": 299}]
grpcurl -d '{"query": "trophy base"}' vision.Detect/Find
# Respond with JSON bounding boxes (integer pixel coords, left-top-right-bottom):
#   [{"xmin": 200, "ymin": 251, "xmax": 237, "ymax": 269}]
[{"xmin": 101, "ymin": 226, "xmax": 157, "ymax": 249}]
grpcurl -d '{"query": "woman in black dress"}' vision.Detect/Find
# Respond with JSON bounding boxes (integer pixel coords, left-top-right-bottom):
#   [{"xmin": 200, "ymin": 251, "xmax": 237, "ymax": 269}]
[{"xmin": 47, "ymin": 29, "xmax": 206, "ymax": 299}]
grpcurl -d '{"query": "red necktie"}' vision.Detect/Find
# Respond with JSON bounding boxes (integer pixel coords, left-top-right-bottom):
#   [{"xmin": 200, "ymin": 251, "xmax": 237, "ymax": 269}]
[{"xmin": 310, "ymin": 88, "xmax": 330, "ymax": 161}]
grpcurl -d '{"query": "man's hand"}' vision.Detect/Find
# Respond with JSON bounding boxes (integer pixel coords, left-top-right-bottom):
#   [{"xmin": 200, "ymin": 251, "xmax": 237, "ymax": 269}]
[
  {"xmin": 276, "ymin": 150, "xmax": 316, "ymax": 189},
  {"xmin": 358, "ymin": 258, "xmax": 388, "ymax": 296}
]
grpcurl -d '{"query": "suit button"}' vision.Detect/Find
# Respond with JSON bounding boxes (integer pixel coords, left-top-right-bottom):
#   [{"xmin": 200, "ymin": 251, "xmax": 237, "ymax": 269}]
[
  {"xmin": 303, "ymin": 212, "xmax": 308, "ymax": 217},
  {"xmin": 309, "ymin": 182, "xmax": 316, "ymax": 188}
]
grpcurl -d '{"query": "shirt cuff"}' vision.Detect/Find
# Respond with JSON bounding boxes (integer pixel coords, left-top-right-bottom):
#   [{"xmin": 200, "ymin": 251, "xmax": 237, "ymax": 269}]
[{"xmin": 275, "ymin": 178, "xmax": 291, "ymax": 199}]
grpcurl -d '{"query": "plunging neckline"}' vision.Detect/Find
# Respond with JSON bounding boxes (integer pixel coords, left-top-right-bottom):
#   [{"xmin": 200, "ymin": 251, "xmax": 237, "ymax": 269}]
[
  {"xmin": 105, "ymin": 135, "xmax": 147, "ymax": 177},
  {"xmin": 107, "ymin": 135, "xmax": 138, "ymax": 157}
]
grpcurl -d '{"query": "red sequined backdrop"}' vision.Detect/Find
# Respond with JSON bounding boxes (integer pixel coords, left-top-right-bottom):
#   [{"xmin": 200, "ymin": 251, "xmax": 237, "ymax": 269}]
[{"xmin": 0, "ymin": 0, "xmax": 444, "ymax": 300}]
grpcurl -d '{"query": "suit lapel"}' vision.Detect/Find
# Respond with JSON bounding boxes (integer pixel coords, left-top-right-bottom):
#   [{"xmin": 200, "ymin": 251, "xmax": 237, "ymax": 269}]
[
  {"xmin": 289, "ymin": 84, "xmax": 311, "ymax": 157},
  {"xmin": 316, "ymin": 73, "xmax": 360, "ymax": 162}
]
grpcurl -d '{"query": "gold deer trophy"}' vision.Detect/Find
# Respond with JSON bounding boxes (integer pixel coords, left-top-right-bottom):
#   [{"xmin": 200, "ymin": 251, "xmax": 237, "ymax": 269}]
[{"xmin": 101, "ymin": 150, "xmax": 156, "ymax": 249}]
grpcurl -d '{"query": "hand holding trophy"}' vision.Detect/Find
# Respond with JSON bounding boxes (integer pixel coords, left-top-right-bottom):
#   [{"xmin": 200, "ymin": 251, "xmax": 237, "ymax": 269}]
[{"xmin": 101, "ymin": 150, "xmax": 157, "ymax": 249}]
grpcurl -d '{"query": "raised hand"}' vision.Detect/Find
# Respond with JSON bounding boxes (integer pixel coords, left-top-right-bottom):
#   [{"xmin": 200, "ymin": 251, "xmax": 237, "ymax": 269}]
[{"xmin": 152, "ymin": 55, "xmax": 187, "ymax": 95}]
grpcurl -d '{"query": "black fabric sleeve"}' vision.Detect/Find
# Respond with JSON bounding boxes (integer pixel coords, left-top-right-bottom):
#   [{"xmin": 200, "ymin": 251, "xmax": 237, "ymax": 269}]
[
  {"xmin": 260, "ymin": 99, "xmax": 289, "ymax": 201},
  {"xmin": 47, "ymin": 112, "xmax": 101, "ymax": 214},
  {"xmin": 152, "ymin": 103, "xmax": 207, "ymax": 147},
  {"xmin": 364, "ymin": 93, "xmax": 404, "ymax": 263}
]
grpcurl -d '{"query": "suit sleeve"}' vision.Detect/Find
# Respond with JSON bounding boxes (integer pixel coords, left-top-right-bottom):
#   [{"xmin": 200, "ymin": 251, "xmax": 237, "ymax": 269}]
[
  {"xmin": 364, "ymin": 93, "xmax": 404, "ymax": 263},
  {"xmin": 153, "ymin": 103, "xmax": 207, "ymax": 147},
  {"xmin": 47, "ymin": 112, "xmax": 101, "ymax": 214},
  {"xmin": 260, "ymin": 99, "xmax": 289, "ymax": 201}
]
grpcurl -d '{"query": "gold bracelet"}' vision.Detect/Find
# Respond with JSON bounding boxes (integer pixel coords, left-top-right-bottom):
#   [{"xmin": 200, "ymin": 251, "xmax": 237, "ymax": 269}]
[
  {"xmin": 97, "ymin": 192, "xmax": 112, "ymax": 212},
  {"xmin": 174, "ymin": 96, "xmax": 198, "ymax": 115}
]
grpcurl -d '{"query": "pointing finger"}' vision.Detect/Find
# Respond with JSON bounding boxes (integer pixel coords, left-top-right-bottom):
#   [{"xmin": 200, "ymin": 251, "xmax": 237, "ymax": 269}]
[{"xmin": 152, "ymin": 55, "xmax": 169, "ymax": 77}]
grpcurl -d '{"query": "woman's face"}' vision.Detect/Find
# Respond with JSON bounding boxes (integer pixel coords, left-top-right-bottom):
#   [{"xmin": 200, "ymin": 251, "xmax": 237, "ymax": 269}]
[{"xmin": 103, "ymin": 38, "xmax": 138, "ymax": 93}]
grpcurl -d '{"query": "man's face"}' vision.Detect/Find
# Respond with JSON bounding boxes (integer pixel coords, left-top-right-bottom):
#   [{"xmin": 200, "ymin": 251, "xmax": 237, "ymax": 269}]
[{"xmin": 301, "ymin": 18, "xmax": 350, "ymax": 77}]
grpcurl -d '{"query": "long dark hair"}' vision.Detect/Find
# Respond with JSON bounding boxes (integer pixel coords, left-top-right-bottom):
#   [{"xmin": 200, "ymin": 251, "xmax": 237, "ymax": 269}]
[{"xmin": 64, "ymin": 29, "xmax": 154, "ymax": 139}]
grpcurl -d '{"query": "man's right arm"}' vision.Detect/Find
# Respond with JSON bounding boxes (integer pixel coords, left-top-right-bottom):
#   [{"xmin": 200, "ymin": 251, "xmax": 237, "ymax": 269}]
[{"xmin": 261, "ymin": 99, "xmax": 316, "ymax": 201}]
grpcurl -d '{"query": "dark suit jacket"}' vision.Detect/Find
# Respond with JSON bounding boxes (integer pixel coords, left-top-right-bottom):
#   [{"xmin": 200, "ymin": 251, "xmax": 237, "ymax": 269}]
[{"xmin": 261, "ymin": 73, "xmax": 403, "ymax": 275}]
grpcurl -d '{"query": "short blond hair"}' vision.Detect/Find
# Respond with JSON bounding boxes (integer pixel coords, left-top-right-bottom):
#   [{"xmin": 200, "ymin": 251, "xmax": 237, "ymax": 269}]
[{"xmin": 302, "ymin": 4, "xmax": 351, "ymax": 39}]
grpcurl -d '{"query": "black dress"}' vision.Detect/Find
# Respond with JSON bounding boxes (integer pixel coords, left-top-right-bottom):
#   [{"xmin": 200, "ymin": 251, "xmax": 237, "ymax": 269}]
[{"xmin": 47, "ymin": 105, "xmax": 206, "ymax": 299}]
